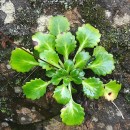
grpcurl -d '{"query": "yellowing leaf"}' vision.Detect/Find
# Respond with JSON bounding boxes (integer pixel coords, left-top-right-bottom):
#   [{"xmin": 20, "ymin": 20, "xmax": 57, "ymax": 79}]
[{"xmin": 104, "ymin": 80, "xmax": 121, "ymax": 101}]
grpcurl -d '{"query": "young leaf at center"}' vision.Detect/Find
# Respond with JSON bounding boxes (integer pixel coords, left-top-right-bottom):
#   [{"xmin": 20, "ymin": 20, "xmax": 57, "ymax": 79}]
[
  {"xmin": 64, "ymin": 60, "xmax": 74, "ymax": 73},
  {"xmin": 70, "ymin": 69, "xmax": 85, "ymax": 84},
  {"xmin": 51, "ymin": 69, "xmax": 68, "ymax": 85}
]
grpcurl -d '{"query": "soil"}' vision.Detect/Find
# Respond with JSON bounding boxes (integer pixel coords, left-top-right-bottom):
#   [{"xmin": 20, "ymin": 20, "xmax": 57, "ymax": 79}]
[{"xmin": 0, "ymin": 0, "xmax": 130, "ymax": 130}]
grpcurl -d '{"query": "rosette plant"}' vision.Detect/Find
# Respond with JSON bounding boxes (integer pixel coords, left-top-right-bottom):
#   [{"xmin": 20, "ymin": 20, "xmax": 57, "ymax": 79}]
[{"xmin": 10, "ymin": 16, "xmax": 121, "ymax": 125}]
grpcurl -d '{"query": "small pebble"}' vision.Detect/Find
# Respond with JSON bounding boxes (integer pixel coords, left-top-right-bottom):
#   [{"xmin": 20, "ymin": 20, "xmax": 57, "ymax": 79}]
[
  {"xmin": 106, "ymin": 125, "xmax": 113, "ymax": 130},
  {"xmin": 116, "ymin": 111, "xmax": 122, "ymax": 117},
  {"xmin": 14, "ymin": 87, "xmax": 22, "ymax": 93},
  {"xmin": 21, "ymin": 117, "xmax": 26, "ymax": 121},
  {"xmin": 6, "ymin": 64, "xmax": 11, "ymax": 69},
  {"xmin": 105, "ymin": 10, "xmax": 111, "ymax": 18},
  {"xmin": 97, "ymin": 122, "xmax": 105, "ymax": 128},
  {"xmin": 1, "ymin": 122, "xmax": 9, "ymax": 127},
  {"xmin": 92, "ymin": 117, "xmax": 98, "ymax": 122}
]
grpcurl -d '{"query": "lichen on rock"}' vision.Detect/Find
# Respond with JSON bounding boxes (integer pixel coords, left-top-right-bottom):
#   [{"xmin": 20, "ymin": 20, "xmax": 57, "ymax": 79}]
[{"xmin": 0, "ymin": 0, "xmax": 15, "ymax": 24}]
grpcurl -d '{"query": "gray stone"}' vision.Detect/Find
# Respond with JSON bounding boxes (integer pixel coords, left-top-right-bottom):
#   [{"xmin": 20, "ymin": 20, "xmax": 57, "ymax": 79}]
[
  {"xmin": 97, "ymin": 122, "xmax": 105, "ymax": 128},
  {"xmin": 14, "ymin": 87, "xmax": 22, "ymax": 93},
  {"xmin": 106, "ymin": 125, "xmax": 113, "ymax": 130}
]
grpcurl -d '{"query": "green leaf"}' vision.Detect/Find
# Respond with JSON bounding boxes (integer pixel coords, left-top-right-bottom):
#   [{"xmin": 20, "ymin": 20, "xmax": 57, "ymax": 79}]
[
  {"xmin": 76, "ymin": 24, "xmax": 101, "ymax": 49},
  {"xmin": 64, "ymin": 60, "xmax": 74, "ymax": 73},
  {"xmin": 63, "ymin": 77, "xmax": 71, "ymax": 85},
  {"xmin": 10, "ymin": 48, "xmax": 38, "ymax": 72},
  {"xmin": 60, "ymin": 99, "xmax": 85, "ymax": 125},
  {"xmin": 104, "ymin": 80, "xmax": 121, "ymax": 101},
  {"xmin": 48, "ymin": 15, "xmax": 70, "ymax": 36},
  {"xmin": 56, "ymin": 32, "xmax": 76, "ymax": 60},
  {"xmin": 53, "ymin": 85, "xmax": 71, "ymax": 105},
  {"xmin": 51, "ymin": 69, "xmax": 68, "ymax": 85},
  {"xmin": 74, "ymin": 51, "xmax": 91, "ymax": 69},
  {"xmin": 22, "ymin": 78, "xmax": 50, "ymax": 100},
  {"xmin": 39, "ymin": 50, "xmax": 61, "ymax": 69},
  {"xmin": 82, "ymin": 77, "xmax": 104, "ymax": 99},
  {"xmin": 32, "ymin": 32, "xmax": 56, "ymax": 52},
  {"xmin": 70, "ymin": 69, "xmax": 85, "ymax": 84},
  {"xmin": 87, "ymin": 46, "xmax": 115, "ymax": 76},
  {"xmin": 46, "ymin": 69, "xmax": 56, "ymax": 77}
]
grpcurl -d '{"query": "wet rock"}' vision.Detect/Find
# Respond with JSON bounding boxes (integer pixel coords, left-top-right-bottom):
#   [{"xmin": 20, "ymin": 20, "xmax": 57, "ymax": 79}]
[{"xmin": 16, "ymin": 107, "xmax": 45, "ymax": 124}]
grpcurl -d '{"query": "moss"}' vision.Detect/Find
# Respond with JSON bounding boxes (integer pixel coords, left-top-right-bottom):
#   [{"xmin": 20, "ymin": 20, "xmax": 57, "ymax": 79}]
[{"xmin": 79, "ymin": 0, "xmax": 130, "ymax": 54}]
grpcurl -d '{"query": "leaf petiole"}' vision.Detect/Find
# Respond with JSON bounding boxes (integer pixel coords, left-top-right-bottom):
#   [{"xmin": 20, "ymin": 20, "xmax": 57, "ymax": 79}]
[
  {"xmin": 68, "ymin": 83, "xmax": 73, "ymax": 100},
  {"xmin": 73, "ymin": 43, "xmax": 84, "ymax": 62},
  {"xmin": 59, "ymin": 59, "xmax": 64, "ymax": 68}
]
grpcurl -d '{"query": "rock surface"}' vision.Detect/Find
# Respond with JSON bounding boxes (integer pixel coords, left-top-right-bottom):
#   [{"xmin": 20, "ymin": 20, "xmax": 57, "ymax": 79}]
[{"xmin": 0, "ymin": 0, "xmax": 130, "ymax": 130}]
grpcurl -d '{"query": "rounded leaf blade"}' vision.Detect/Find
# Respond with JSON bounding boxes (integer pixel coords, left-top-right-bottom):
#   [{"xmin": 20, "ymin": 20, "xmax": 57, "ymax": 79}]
[
  {"xmin": 87, "ymin": 46, "xmax": 115, "ymax": 76},
  {"xmin": 32, "ymin": 32, "xmax": 56, "ymax": 52},
  {"xmin": 56, "ymin": 32, "xmax": 76, "ymax": 60},
  {"xmin": 74, "ymin": 51, "xmax": 91, "ymax": 69},
  {"xmin": 48, "ymin": 15, "xmax": 70, "ymax": 36},
  {"xmin": 22, "ymin": 78, "xmax": 50, "ymax": 100},
  {"xmin": 60, "ymin": 99, "xmax": 85, "ymax": 125},
  {"xmin": 53, "ymin": 85, "xmax": 71, "ymax": 105},
  {"xmin": 39, "ymin": 50, "xmax": 60, "ymax": 69},
  {"xmin": 82, "ymin": 77, "xmax": 104, "ymax": 99},
  {"xmin": 76, "ymin": 24, "xmax": 101, "ymax": 48},
  {"xmin": 10, "ymin": 48, "xmax": 38, "ymax": 72}
]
